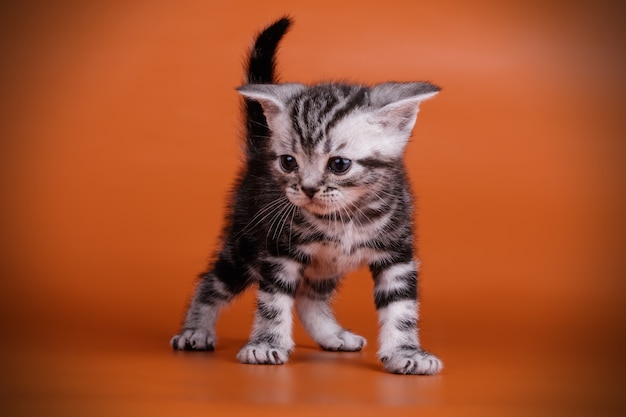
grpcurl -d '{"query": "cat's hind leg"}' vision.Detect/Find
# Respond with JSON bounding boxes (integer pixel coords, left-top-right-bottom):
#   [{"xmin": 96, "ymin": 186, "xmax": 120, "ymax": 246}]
[
  {"xmin": 171, "ymin": 266, "xmax": 241, "ymax": 351},
  {"xmin": 170, "ymin": 304, "xmax": 221, "ymax": 351},
  {"xmin": 295, "ymin": 276, "xmax": 366, "ymax": 352}
]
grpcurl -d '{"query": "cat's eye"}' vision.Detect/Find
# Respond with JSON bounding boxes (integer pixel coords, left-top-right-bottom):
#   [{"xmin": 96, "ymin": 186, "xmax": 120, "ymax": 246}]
[
  {"xmin": 279, "ymin": 155, "xmax": 298, "ymax": 172},
  {"xmin": 328, "ymin": 157, "xmax": 352, "ymax": 175}
]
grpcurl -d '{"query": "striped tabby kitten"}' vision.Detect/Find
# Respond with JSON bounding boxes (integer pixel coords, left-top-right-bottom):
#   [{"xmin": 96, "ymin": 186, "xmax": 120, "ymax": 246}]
[{"xmin": 171, "ymin": 17, "xmax": 442, "ymax": 375}]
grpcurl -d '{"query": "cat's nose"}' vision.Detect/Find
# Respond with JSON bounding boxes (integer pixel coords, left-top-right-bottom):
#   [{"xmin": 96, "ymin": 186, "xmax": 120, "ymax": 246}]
[{"xmin": 301, "ymin": 186, "xmax": 319, "ymax": 199}]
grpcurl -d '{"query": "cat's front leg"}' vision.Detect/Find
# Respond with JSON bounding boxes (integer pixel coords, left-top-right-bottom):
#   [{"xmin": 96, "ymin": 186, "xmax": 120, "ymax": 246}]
[
  {"xmin": 371, "ymin": 259, "xmax": 442, "ymax": 375},
  {"xmin": 237, "ymin": 259, "xmax": 300, "ymax": 365}
]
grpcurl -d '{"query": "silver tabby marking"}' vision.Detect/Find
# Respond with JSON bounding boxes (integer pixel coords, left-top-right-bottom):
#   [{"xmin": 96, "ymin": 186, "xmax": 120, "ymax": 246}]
[{"xmin": 171, "ymin": 17, "xmax": 442, "ymax": 375}]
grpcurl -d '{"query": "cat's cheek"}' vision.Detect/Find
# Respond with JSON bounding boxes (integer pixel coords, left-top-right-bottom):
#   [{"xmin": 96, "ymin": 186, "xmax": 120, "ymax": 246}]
[{"xmin": 285, "ymin": 191, "xmax": 305, "ymax": 207}]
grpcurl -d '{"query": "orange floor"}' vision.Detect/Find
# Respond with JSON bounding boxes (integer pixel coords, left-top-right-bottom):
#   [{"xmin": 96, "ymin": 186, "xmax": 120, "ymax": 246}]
[{"xmin": 2, "ymin": 1, "xmax": 625, "ymax": 416}]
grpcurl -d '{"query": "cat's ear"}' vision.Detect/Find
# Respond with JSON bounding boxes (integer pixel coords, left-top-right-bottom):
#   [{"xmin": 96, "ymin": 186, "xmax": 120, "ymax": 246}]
[
  {"xmin": 237, "ymin": 83, "xmax": 306, "ymax": 119},
  {"xmin": 369, "ymin": 82, "xmax": 440, "ymax": 136}
]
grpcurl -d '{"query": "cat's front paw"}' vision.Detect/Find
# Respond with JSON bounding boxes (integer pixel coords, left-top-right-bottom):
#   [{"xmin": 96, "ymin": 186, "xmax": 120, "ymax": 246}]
[
  {"xmin": 170, "ymin": 329, "xmax": 216, "ymax": 351},
  {"xmin": 319, "ymin": 330, "xmax": 366, "ymax": 352},
  {"xmin": 237, "ymin": 342, "xmax": 290, "ymax": 365},
  {"xmin": 380, "ymin": 347, "xmax": 442, "ymax": 375}
]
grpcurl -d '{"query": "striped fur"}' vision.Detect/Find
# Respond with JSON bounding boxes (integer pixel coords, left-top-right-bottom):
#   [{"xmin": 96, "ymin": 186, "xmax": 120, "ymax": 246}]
[{"xmin": 171, "ymin": 17, "xmax": 442, "ymax": 375}]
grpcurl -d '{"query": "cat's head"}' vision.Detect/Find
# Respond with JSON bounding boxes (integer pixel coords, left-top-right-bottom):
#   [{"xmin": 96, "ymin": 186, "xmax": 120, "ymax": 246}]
[{"xmin": 238, "ymin": 82, "xmax": 439, "ymax": 215}]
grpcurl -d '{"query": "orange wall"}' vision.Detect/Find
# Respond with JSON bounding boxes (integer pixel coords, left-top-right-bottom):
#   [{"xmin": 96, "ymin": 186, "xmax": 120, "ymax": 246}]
[{"xmin": 1, "ymin": 0, "xmax": 624, "ymax": 364}]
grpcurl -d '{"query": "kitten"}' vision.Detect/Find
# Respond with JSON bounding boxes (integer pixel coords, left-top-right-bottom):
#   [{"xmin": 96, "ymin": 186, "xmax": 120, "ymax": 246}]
[{"xmin": 171, "ymin": 17, "xmax": 442, "ymax": 375}]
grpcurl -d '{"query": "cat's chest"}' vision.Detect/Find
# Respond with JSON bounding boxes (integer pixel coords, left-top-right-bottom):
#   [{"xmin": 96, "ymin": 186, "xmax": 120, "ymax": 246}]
[{"xmin": 299, "ymin": 240, "xmax": 380, "ymax": 278}]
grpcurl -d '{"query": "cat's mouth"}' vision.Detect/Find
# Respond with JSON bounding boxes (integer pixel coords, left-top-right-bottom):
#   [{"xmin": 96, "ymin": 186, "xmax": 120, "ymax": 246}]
[
  {"xmin": 301, "ymin": 198, "xmax": 349, "ymax": 217},
  {"xmin": 303, "ymin": 199, "xmax": 329, "ymax": 214},
  {"xmin": 288, "ymin": 194, "xmax": 332, "ymax": 215},
  {"xmin": 286, "ymin": 188, "xmax": 348, "ymax": 215}
]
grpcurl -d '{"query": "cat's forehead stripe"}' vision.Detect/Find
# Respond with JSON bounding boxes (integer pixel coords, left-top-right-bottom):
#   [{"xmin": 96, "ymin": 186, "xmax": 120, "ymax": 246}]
[
  {"xmin": 290, "ymin": 85, "xmax": 368, "ymax": 155},
  {"xmin": 322, "ymin": 88, "xmax": 368, "ymax": 154}
]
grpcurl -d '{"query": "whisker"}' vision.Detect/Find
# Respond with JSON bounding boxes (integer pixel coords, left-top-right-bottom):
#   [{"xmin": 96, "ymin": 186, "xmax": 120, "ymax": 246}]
[
  {"xmin": 267, "ymin": 201, "xmax": 293, "ymax": 247},
  {"xmin": 274, "ymin": 202, "xmax": 294, "ymax": 242},
  {"xmin": 247, "ymin": 119, "xmax": 269, "ymax": 128},
  {"xmin": 288, "ymin": 205, "xmax": 298, "ymax": 253},
  {"xmin": 235, "ymin": 197, "xmax": 289, "ymax": 240}
]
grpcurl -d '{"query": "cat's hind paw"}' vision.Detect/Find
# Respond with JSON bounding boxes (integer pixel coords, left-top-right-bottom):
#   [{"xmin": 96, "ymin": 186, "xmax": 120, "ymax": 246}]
[
  {"xmin": 171, "ymin": 329, "xmax": 216, "ymax": 351},
  {"xmin": 319, "ymin": 330, "xmax": 366, "ymax": 352},
  {"xmin": 380, "ymin": 347, "xmax": 442, "ymax": 375},
  {"xmin": 237, "ymin": 342, "xmax": 290, "ymax": 365}
]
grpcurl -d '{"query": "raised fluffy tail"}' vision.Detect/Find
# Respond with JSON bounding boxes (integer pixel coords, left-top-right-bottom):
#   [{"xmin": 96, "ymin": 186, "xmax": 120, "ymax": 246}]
[{"xmin": 242, "ymin": 17, "xmax": 292, "ymax": 155}]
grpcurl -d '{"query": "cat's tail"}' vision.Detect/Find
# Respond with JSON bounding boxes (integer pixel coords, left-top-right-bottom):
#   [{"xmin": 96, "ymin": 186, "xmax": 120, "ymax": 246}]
[
  {"xmin": 243, "ymin": 16, "xmax": 292, "ymax": 155},
  {"xmin": 245, "ymin": 16, "xmax": 291, "ymax": 84}
]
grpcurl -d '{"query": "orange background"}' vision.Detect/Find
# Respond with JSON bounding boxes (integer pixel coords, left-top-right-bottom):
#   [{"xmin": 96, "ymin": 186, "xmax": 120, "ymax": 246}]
[{"xmin": 1, "ymin": 1, "xmax": 625, "ymax": 416}]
